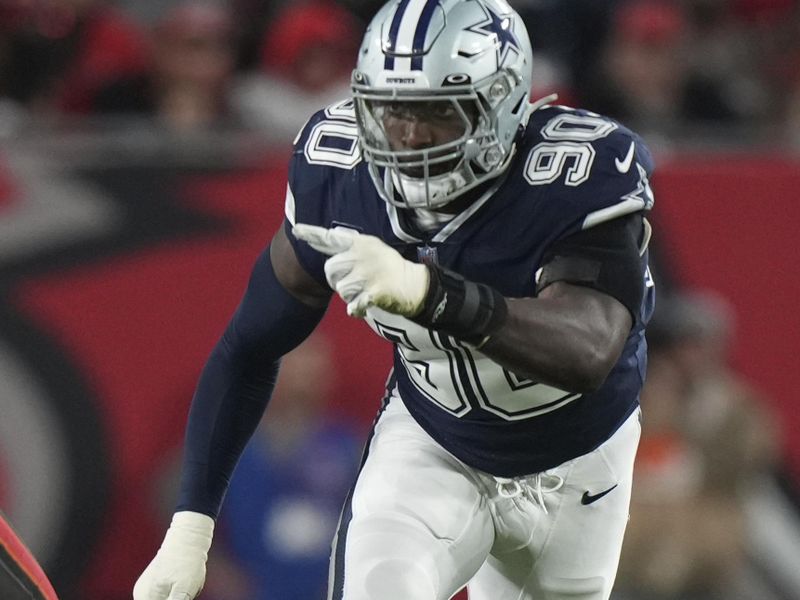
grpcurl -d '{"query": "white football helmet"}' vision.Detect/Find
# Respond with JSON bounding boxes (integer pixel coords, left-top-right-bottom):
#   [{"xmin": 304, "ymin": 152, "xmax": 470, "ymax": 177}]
[{"xmin": 352, "ymin": 0, "xmax": 533, "ymax": 210}]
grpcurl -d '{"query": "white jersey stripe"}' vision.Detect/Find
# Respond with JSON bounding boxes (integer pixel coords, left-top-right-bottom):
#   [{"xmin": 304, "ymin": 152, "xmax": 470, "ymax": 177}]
[
  {"xmin": 581, "ymin": 198, "xmax": 646, "ymax": 230},
  {"xmin": 284, "ymin": 184, "xmax": 296, "ymax": 225}
]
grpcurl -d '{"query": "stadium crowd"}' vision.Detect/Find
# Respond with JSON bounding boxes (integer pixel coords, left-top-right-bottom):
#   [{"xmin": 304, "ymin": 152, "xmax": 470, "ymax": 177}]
[{"xmin": 0, "ymin": 0, "xmax": 799, "ymax": 146}]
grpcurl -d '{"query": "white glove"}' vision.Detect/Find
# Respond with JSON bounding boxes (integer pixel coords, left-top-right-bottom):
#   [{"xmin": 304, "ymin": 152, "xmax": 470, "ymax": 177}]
[
  {"xmin": 293, "ymin": 224, "xmax": 429, "ymax": 318},
  {"xmin": 133, "ymin": 511, "xmax": 215, "ymax": 600}
]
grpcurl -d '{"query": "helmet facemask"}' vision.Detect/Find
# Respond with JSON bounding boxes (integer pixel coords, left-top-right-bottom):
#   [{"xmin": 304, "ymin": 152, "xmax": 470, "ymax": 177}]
[{"xmin": 353, "ymin": 70, "xmax": 521, "ymax": 210}]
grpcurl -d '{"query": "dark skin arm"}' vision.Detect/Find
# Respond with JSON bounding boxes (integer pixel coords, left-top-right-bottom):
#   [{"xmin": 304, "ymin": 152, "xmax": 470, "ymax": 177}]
[
  {"xmin": 272, "ymin": 224, "xmax": 631, "ymax": 393},
  {"xmin": 481, "ymin": 284, "xmax": 632, "ymax": 393},
  {"xmin": 270, "ymin": 225, "xmax": 331, "ymax": 308}
]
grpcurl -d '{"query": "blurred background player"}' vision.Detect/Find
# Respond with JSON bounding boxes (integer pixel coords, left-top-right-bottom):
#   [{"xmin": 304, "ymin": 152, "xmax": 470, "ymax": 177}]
[
  {"xmin": 614, "ymin": 290, "xmax": 780, "ymax": 600},
  {"xmin": 0, "ymin": 0, "xmax": 148, "ymax": 116},
  {"xmin": 0, "ymin": 511, "xmax": 59, "ymax": 600},
  {"xmin": 231, "ymin": 0, "xmax": 361, "ymax": 142},
  {"xmin": 213, "ymin": 334, "xmax": 361, "ymax": 600},
  {"xmin": 94, "ymin": 2, "xmax": 237, "ymax": 131}
]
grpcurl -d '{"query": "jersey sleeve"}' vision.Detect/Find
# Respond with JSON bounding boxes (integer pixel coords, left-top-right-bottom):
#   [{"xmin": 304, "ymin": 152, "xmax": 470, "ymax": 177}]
[
  {"xmin": 521, "ymin": 107, "xmax": 656, "ymax": 237},
  {"xmin": 283, "ymin": 100, "xmax": 362, "ymax": 287},
  {"xmin": 518, "ymin": 108, "xmax": 656, "ymax": 319},
  {"xmin": 577, "ymin": 127, "xmax": 655, "ymax": 231},
  {"xmin": 535, "ymin": 213, "xmax": 647, "ymax": 321}
]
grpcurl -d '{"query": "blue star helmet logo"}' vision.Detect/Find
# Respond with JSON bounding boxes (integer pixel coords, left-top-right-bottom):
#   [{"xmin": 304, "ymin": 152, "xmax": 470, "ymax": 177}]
[{"xmin": 467, "ymin": 6, "xmax": 522, "ymax": 67}]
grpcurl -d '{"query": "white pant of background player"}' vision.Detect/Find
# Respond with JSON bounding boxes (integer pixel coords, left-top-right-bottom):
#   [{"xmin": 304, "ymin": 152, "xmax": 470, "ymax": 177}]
[{"xmin": 330, "ymin": 393, "xmax": 641, "ymax": 600}]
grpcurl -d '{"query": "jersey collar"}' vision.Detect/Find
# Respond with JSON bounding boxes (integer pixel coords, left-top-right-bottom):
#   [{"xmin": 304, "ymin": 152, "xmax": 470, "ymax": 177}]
[{"xmin": 385, "ymin": 167, "xmax": 511, "ymax": 245}]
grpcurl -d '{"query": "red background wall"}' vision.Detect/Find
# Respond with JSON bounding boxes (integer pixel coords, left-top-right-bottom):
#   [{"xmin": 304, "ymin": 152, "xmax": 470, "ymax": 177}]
[{"xmin": 653, "ymin": 154, "xmax": 799, "ymax": 477}]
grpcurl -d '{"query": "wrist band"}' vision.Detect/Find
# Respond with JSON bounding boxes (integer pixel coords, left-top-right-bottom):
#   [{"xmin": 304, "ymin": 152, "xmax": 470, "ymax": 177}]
[{"xmin": 412, "ymin": 265, "xmax": 508, "ymax": 346}]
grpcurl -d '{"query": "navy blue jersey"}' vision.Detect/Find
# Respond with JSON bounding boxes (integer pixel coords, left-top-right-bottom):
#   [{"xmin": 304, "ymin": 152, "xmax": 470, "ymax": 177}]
[{"xmin": 286, "ymin": 99, "xmax": 656, "ymax": 477}]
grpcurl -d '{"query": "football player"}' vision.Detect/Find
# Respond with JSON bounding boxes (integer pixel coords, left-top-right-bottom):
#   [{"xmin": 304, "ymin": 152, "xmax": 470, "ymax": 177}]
[{"xmin": 134, "ymin": 1, "xmax": 656, "ymax": 599}]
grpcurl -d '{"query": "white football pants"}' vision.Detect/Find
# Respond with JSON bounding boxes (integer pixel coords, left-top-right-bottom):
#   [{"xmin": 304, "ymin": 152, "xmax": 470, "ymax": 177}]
[{"xmin": 328, "ymin": 393, "xmax": 641, "ymax": 600}]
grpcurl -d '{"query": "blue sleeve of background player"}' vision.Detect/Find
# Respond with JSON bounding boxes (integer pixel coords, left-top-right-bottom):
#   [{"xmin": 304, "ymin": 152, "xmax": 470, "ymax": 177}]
[{"xmin": 175, "ymin": 245, "xmax": 326, "ymax": 518}]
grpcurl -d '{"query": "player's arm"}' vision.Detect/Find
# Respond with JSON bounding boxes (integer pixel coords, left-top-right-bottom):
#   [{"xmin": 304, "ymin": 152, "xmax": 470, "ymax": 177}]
[
  {"xmin": 480, "ymin": 283, "xmax": 630, "ymax": 393},
  {"xmin": 134, "ymin": 228, "xmax": 330, "ymax": 600},
  {"xmin": 271, "ymin": 224, "xmax": 332, "ymax": 309},
  {"xmin": 476, "ymin": 215, "xmax": 642, "ymax": 392},
  {"xmin": 175, "ymin": 227, "xmax": 330, "ymax": 516},
  {"xmin": 413, "ymin": 214, "xmax": 643, "ymax": 393},
  {"xmin": 294, "ymin": 213, "xmax": 645, "ymax": 394}
]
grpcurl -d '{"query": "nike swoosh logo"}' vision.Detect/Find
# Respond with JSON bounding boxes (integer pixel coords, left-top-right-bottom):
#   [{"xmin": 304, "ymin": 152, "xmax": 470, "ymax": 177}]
[
  {"xmin": 615, "ymin": 142, "xmax": 635, "ymax": 173},
  {"xmin": 581, "ymin": 484, "xmax": 618, "ymax": 505}
]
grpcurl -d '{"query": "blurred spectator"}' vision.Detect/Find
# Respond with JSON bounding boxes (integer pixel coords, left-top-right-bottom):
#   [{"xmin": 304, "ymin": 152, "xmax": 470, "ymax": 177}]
[
  {"xmin": 94, "ymin": 2, "xmax": 237, "ymax": 131},
  {"xmin": 788, "ymin": 75, "xmax": 800, "ymax": 148},
  {"xmin": 209, "ymin": 333, "xmax": 362, "ymax": 600},
  {"xmin": 680, "ymin": 0, "xmax": 775, "ymax": 129},
  {"xmin": 581, "ymin": 1, "xmax": 688, "ymax": 134},
  {"xmin": 231, "ymin": 0, "xmax": 361, "ymax": 143},
  {"xmin": 514, "ymin": 0, "xmax": 621, "ymax": 106},
  {"xmin": 732, "ymin": 0, "xmax": 797, "ymax": 23},
  {"xmin": 581, "ymin": 0, "xmax": 771, "ymax": 139},
  {"xmin": 337, "ymin": 0, "xmax": 383, "ymax": 22},
  {"xmin": 229, "ymin": 0, "xmax": 289, "ymax": 70},
  {"xmin": 614, "ymin": 290, "xmax": 780, "ymax": 600},
  {"xmin": 753, "ymin": 2, "xmax": 800, "ymax": 146},
  {"xmin": 0, "ymin": 0, "xmax": 148, "ymax": 115}
]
